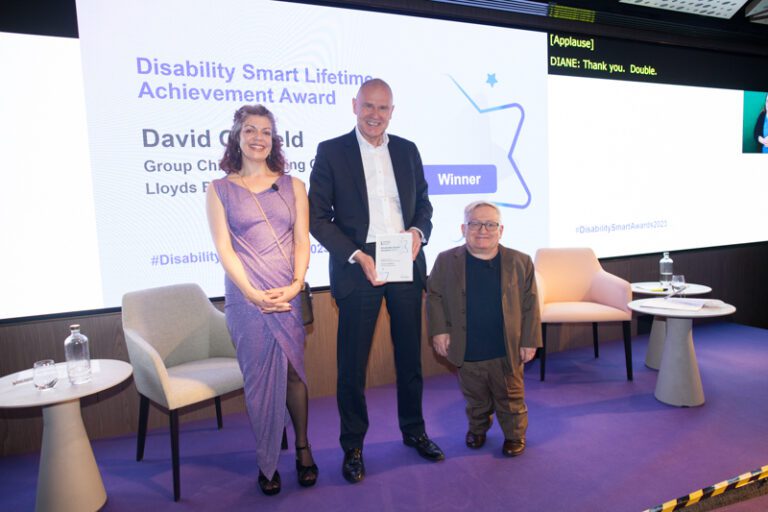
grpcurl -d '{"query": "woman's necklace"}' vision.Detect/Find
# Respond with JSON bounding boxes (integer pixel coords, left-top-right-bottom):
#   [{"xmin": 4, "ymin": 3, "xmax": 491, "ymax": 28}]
[{"xmin": 238, "ymin": 173, "xmax": 252, "ymax": 192}]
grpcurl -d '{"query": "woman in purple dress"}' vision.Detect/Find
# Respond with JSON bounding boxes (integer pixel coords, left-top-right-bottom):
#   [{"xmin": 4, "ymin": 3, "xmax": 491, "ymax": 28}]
[{"xmin": 206, "ymin": 105, "xmax": 317, "ymax": 495}]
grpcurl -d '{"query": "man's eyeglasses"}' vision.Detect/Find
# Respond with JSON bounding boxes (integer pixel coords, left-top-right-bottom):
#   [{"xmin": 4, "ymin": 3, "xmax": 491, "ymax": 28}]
[{"xmin": 466, "ymin": 221, "xmax": 500, "ymax": 232}]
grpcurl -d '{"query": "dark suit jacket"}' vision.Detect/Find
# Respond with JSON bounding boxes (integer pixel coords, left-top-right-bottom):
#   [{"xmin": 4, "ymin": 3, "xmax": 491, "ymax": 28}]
[
  {"xmin": 754, "ymin": 110, "xmax": 766, "ymax": 145},
  {"xmin": 308, "ymin": 129, "xmax": 433, "ymax": 299},
  {"xmin": 426, "ymin": 244, "xmax": 542, "ymax": 373}
]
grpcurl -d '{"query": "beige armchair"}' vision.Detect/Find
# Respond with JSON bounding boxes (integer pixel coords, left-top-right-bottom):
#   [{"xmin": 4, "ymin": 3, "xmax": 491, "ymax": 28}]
[
  {"xmin": 121, "ymin": 283, "xmax": 244, "ymax": 501},
  {"xmin": 534, "ymin": 248, "xmax": 633, "ymax": 381}
]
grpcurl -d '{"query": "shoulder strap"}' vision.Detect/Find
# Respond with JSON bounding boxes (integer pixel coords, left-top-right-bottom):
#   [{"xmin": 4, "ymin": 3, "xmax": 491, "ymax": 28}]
[{"xmin": 239, "ymin": 175, "xmax": 291, "ymax": 267}]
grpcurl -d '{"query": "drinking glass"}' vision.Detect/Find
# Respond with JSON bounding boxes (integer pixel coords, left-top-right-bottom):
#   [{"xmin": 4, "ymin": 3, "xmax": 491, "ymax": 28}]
[
  {"xmin": 671, "ymin": 275, "xmax": 686, "ymax": 296},
  {"xmin": 33, "ymin": 359, "xmax": 58, "ymax": 390}
]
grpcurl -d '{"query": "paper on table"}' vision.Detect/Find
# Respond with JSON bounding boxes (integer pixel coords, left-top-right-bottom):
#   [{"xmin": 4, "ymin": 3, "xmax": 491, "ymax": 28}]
[
  {"xmin": 375, "ymin": 233, "xmax": 413, "ymax": 282},
  {"xmin": 14, "ymin": 360, "xmax": 102, "ymax": 383},
  {"xmin": 636, "ymin": 284, "xmax": 669, "ymax": 292},
  {"xmin": 641, "ymin": 298, "xmax": 704, "ymax": 311},
  {"xmin": 641, "ymin": 298, "xmax": 726, "ymax": 311},
  {"xmin": 12, "ymin": 369, "xmax": 33, "ymax": 385}
]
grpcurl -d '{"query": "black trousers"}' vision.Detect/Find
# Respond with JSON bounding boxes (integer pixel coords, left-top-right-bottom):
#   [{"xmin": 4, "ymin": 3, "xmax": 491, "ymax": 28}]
[{"xmin": 335, "ymin": 261, "xmax": 426, "ymax": 452}]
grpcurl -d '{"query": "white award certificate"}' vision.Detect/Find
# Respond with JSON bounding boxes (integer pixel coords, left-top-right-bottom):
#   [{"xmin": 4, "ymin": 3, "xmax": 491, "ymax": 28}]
[{"xmin": 375, "ymin": 233, "xmax": 413, "ymax": 282}]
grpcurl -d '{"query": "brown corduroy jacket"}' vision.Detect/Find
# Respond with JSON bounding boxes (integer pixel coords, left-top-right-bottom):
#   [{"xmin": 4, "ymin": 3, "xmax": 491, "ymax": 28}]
[{"xmin": 426, "ymin": 244, "xmax": 542, "ymax": 373}]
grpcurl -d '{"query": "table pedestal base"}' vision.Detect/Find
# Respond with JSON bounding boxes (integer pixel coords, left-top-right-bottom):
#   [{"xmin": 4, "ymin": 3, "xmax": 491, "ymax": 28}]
[
  {"xmin": 37, "ymin": 399, "xmax": 106, "ymax": 512},
  {"xmin": 654, "ymin": 318, "xmax": 705, "ymax": 407},
  {"xmin": 644, "ymin": 316, "xmax": 666, "ymax": 370}
]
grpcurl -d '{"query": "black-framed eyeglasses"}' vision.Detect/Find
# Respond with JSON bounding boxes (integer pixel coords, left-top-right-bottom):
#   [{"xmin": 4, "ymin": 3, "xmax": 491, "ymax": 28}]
[{"xmin": 466, "ymin": 221, "xmax": 500, "ymax": 232}]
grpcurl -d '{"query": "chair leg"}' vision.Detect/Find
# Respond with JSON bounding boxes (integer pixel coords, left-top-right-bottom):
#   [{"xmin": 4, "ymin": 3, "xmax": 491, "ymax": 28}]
[
  {"xmin": 539, "ymin": 324, "xmax": 548, "ymax": 381},
  {"xmin": 215, "ymin": 396, "xmax": 223, "ymax": 430},
  {"xmin": 170, "ymin": 410, "xmax": 181, "ymax": 501},
  {"xmin": 137, "ymin": 394, "xmax": 150, "ymax": 462},
  {"xmin": 622, "ymin": 320, "xmax": 633, "ymax": 381},
  {"xmin": 592, "ymin": 322, "xmax": 599, "ymax": 358},
  {"xmin": 281, "ymin": 427, "xmax": 288, "ymax": 450}
]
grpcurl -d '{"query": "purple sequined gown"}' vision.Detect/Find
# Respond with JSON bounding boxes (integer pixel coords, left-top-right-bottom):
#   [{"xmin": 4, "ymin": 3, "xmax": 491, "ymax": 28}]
[{"xmin": 214, "ymin": 174, "xmax": 305, "ymax": 479}]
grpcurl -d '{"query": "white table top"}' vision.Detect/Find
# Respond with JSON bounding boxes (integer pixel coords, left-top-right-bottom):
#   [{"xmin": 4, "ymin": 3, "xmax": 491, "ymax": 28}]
[
  {"xmin": 628, "ymin": 298, "xmax": 736, "ymax": 319},
  {"xmin": 0, "ymin": 359, "xmax": 132, "ymax": 409},
  {"xmin": 631, "ymin": 282, "xmax": 712, "ymax": 296}
]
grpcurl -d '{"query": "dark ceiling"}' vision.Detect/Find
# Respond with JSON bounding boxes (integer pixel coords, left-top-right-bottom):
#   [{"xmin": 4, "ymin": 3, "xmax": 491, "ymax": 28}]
[
  {"xmin": 511, "ymin": 0, "xmax": 766, "ymax": 37},
  {"xmin": 2, "ymin": 0, "xmax": 767, "ymax": 55},
  {"xmin": 297, "ymin": 0, "xmax": 768, "ymax": 56},
  {"xmin": 424, "ymin": 0, "xmax": 768, "ymax": 54}
]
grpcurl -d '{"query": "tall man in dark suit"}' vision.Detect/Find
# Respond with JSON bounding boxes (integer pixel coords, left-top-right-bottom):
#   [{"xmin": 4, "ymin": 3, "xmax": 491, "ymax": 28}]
[{"xmin": 309, "ymin": 78, "xmax": 444, "ymax": 484}]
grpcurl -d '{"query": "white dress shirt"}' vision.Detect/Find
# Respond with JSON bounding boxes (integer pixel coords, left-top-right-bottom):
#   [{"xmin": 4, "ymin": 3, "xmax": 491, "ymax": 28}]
[
  {"xmin": 355, "ymin": 126, "xmax": 404, "ymax": 242},
  {"xmin": 347, "ymin": 127, "xmax": 424, "ymax": 263}
]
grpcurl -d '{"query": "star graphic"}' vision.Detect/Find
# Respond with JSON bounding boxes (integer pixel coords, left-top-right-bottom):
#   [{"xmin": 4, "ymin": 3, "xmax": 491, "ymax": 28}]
[{"xmin": 448, "ymin": 74, "xmax": 530, "ymax": 209}]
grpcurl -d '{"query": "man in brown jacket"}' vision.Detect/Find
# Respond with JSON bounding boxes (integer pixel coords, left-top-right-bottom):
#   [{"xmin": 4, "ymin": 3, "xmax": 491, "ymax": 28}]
[{"xmin": 426, "ymin": 200, "xmax": 542, "ymax": 456}]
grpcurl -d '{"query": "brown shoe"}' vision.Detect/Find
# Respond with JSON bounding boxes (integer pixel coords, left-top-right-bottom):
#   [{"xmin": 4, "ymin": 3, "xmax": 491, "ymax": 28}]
[
  {"xmin": 502, "ymin": 439, "xmax": 525, "ymax": 457},
  {"xmin": 465, "ymin": 431, "xmax": 486, "ymax": 449}
]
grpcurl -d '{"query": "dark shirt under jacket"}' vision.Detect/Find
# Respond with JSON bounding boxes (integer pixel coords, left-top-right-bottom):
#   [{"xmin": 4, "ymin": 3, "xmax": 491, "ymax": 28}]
[
  {"xmin": 465, "ymin": 251, "xmax": 506, "ymax": 362},
  {"xmin": 427, "ymin": 244, "xmax": 542, "ymax": 372}
]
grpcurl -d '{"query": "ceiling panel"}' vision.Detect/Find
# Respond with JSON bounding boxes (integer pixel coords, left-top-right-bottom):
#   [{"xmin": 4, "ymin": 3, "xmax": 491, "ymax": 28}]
[{"xmin": 619, "ymin": 0, "xmax": 749, "ymax": 19}]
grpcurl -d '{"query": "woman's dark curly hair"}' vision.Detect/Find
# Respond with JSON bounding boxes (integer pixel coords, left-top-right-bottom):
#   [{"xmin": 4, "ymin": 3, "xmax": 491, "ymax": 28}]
[{"xmin": 219, "ymin": 105, "xmax": 286, "ymax": 174}]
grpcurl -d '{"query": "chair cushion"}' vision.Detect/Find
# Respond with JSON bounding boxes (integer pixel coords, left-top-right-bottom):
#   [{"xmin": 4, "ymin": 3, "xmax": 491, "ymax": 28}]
[
  {"xmin": 541, "ymin": 301, "xmax": 630, "ymax": 323},
  {"xmin": 164, "ymin": 357, "xmax": 244, "ymax": 410}
]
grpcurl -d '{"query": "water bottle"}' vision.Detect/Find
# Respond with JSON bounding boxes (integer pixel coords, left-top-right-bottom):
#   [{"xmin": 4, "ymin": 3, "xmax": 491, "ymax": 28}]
[
  {"xmin": 659, "ymin": 252, "xmax": 673, "ymax": 287},
  {"xmin": 64, "ymin": 324, "xmax": 91, "ymax": 384}
]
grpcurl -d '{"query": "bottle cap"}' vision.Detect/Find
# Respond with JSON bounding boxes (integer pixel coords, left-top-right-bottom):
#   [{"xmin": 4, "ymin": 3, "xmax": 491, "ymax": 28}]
[{"xmin": 69, "ymin": 324, "xmax": 80, "ymax": 331}]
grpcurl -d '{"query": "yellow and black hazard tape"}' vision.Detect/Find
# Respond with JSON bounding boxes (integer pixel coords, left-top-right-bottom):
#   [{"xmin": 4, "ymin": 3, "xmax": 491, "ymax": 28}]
[{"xmin": 643, "ymin": 465, "xmax": 768, "ymax": 512}]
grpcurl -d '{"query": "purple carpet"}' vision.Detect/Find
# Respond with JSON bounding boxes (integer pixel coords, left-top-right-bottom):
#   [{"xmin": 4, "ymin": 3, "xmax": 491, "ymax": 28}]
[{"xmin": 2, "ymin": 322, "xmax": 767, "ymax": 511}]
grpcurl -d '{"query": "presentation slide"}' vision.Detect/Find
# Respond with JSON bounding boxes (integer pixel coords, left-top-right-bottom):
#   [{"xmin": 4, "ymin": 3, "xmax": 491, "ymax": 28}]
[
  {"xmin": 1, "ymin": 0, "xmax": 766, "ymax": 321},
  {"xmin": 548, "ymin": 76, "xmax": 765, "ymax": 256},
  {"xmin": 75, "ymin": 0, "xmax": 547, "ymax": 312}
]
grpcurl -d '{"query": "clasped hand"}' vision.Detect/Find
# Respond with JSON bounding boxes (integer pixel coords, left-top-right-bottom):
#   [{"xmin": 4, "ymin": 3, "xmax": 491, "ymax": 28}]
[{"xmin": 249, "ymin": 281, "xmax": 302, "ymax": 313}]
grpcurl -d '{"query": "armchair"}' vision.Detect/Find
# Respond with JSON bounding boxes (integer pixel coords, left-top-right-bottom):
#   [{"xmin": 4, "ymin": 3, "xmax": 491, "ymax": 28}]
[
  {"xmin": 534, "ymin": 248, "xmax": 633, "ymax": 381},
  {"xmin": 121, "ymin": 283, "xmax": 244, "ymax": 501}
]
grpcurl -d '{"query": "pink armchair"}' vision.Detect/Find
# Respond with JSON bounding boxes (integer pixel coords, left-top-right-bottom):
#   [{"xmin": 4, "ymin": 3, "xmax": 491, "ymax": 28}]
[{"xmin": 534, "ymin": 248, "xmax": 633, "ymax": 381}]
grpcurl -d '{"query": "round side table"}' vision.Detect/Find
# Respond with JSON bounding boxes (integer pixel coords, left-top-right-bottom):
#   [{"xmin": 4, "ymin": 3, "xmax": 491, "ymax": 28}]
[
  {"xmin": 0, "ymin": 359, "xmax": 133, "ymax": 512},
  {"xmin": 631, "ymin": 282, "xmax": 711, "ymax": 369},
  {"xmin": 628, "ymin": 299, "xmax": 734, "ymax": 407}
]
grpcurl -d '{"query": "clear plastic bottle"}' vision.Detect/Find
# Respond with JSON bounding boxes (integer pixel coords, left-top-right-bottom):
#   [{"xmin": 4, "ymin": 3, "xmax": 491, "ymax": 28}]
[
  {"xmin": 64, "ymin": 324, "xmax": 91, "ymax": 384},
  {"xmin": 659, "ymin": 252, "xmax": 673, "ymax": 287}
]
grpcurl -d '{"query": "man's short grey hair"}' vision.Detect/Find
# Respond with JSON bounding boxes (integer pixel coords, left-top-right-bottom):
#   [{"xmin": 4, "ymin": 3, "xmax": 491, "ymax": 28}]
[{"xmin": 464, "ymin": 200, "xmax": 502, "ymax": 224}]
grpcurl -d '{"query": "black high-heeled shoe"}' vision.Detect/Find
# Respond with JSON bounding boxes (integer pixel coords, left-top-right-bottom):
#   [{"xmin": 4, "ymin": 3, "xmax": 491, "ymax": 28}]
[
  {"xmin": 258, "ymin": 469, "xmax": 281, "ymax": 496},
  {"xmin": 295, "ymin": 445, "xmax": 319, "ymax": 487}
]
